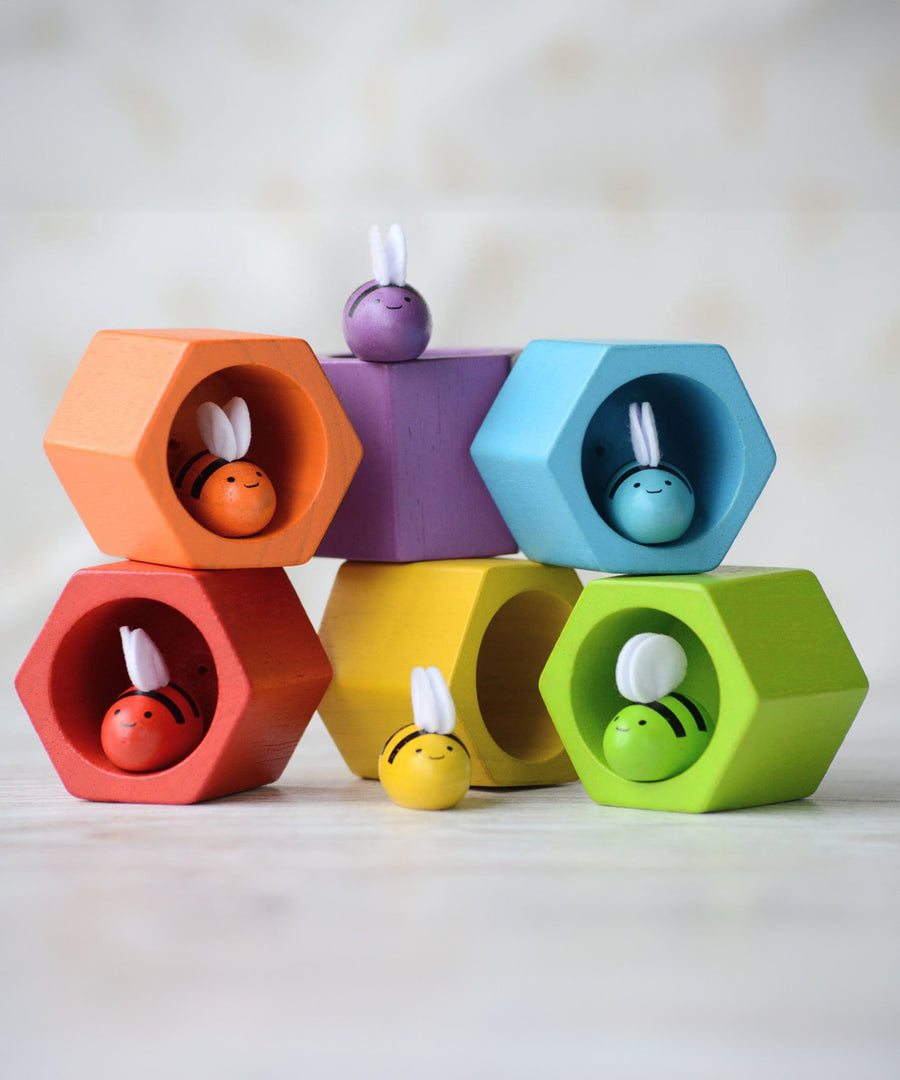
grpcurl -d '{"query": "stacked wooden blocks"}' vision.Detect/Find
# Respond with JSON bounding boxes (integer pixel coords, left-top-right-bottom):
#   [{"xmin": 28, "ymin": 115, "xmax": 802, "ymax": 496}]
[
  {"xmin": 14, "ymin": 240, "xmax": 869, "ymax": 812},
  {"xmin": 472, "ymin": 340, "xmax": 869, "ymax": 812},
  {"xmin": 16, "ymin": 330, "xmax": 361, "ymax": 804}
]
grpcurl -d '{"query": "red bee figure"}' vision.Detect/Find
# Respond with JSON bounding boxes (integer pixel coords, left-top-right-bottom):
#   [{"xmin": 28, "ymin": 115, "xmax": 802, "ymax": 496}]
[
  {"xmin": 174, "ymin": 395, "xmax": 276, "ymax": 538},
  {"xmin": 101, "ymin": 626, "xmax": 205, "ymax": 772}
]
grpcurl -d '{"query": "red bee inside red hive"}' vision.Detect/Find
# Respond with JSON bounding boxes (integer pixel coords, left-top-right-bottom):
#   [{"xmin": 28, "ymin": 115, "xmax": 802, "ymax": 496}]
[{"xmin": 101, "ymin": 626, "xmax": 204, "ymax": 772}]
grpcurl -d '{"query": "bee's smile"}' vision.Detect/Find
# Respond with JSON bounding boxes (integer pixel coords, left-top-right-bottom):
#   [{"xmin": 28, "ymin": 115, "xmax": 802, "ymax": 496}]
[
  {"xmin": 243, "ymin": 482, "xmax": 259, "ymax": 488},
  {"xmin": 385, "ymin": 304, "xmax": 403, "ymax": 309},
  {"xmin": 427, "ymin": 754, "xmax": 445, "ymax": 760},
  {"xmin": 645, "ymin": 489, "xmax": 663, "ymax": 494},
  {"xmin": 119, "ymin": 721, "xmax": 137, "ymax": 728},
  {"xmin": 615, "ymin": 725, "xmax": 630, "ymax": 732}
]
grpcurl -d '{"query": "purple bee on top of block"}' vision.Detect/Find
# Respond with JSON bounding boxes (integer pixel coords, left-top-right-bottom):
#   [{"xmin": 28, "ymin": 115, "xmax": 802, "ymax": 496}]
[{"xmin": 342, "ymin": 224, "xmax": 433, "ymax": 364}]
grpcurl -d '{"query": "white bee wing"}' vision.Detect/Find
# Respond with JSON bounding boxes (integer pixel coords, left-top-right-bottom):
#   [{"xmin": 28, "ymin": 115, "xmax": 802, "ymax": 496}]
[
  {"xmin": 120, "ymin": 625, "xmax": 170, "ymax": 693},
  {"xmin": 629, "ymin": 402, "xmax": 651, "ymax": 466},
  {"xmin": 410, "ymin": 666, "xmax": 430, "ymax": 729},
  {"xmin": 197, "ymin": 401, "xmax": 238, "ymax": 462},
  {"xmin": 616, "ymin": 633, "xmax": 687, "ymax": 703},
  {"xmin": 224, "ymin": 396, "xmax": 252, "ymax": 459},
  {"xmin": 369, "ymin": 225, "xmax": 390, "ymax": 286},
  {"xmin": 640, "ymin": 401, "xmax": 661, "ymax": 467},
  {"xmin": 385, "ymin": 223, "xmax": 407, "ymax": 286},
  {"xmin": 425, "ymin": 666, "xmax": 456, "ymax": 735}
]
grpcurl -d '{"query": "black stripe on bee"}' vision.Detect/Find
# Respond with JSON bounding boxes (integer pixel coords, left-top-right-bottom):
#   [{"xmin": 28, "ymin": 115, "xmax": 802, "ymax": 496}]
[
  {"xmin": 190, "ymin": 457, "xmax": 230, "ymax": 498},
  {"xmin": 115, "ymin": 688, "xmax": 187, "ymax": 725},
  {"xmin": 347, "ymin": 283, "xmax": 425, "ymax": 320},
  {"xmin": 607, "ymin": 463, "xmax": 693, "ymax": 499},
  {"xmin": 669, "ymin": 692, "xmax": 707, "ymax": 732},
  {"xmin": 646, "ymin": 700, "xmax": 686, "ymax": 738},
  {"xmin": 174, "ymin": 451, "xmax": 209, "ymax": 490},
  {"xmin": 168, "ymin": 682, "xmax": 201, "ymax": 718},
  {"xmin": 384, "ymin": 728, "xmax": 469, "ymax": 764}
]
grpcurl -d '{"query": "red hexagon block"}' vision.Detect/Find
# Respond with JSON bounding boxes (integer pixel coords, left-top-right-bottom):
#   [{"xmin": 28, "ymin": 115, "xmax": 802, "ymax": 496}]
[{"xmin": 16, "ymin": 561, "xmax": 332, "ymax": 804}]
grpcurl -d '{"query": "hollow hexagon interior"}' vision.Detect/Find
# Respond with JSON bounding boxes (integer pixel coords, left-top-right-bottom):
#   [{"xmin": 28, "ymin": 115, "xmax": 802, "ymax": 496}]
[
  {"xmin": 168, "ymin": 364, "xmax": 328, "ymax": 539},
  {"xmin": 49, "ymin": 599, "xmax": 218, "ymax": 772},
  {"xmin": 569, "ymin": 606, "xmax": 719, "ymax": 773}
]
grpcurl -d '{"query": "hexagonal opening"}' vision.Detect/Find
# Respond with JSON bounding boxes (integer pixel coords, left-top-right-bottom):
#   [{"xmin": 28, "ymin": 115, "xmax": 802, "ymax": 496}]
[
  {"xmin": 569, "ymin": 606, "xmax": 720, "ymax": 777},
  {"xmin": 167, "ymin": 364, "xmax": 328, "ymax": 539},
  {"xmin": 49, "ymin": 599, "xmax": 218, "ymax": 773},
  {"xmin": 581, "ymin": 374, "xmax": 742, "ymax": 547},
  {"xmin": 476, "ymin": 590, "xmax": 572, "ymax": 763}
]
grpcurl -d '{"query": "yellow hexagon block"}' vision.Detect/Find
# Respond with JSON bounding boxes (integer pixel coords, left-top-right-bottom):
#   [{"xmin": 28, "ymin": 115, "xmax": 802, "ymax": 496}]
[{"xmin": 319, "ymin": 559, "xmax": 582, "ymax": 787}]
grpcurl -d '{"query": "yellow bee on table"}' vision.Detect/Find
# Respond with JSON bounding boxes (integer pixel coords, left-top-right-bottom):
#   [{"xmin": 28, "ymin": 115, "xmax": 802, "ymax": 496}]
[{"xmin": 378, "ymin": 666, "xmax": 471, "ymax": 810}]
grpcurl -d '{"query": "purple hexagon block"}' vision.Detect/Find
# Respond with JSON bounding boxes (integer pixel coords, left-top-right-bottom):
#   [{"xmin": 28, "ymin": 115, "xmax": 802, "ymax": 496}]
[{"xmin": 316, "ymin": 350, "xmax": 518, "ymax": 562}]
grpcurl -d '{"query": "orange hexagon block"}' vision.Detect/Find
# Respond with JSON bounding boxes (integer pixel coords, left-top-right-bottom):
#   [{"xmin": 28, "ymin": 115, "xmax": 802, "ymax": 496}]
[
  {"xmin": 44, "ymin": 330, "xmax": 363, "ymax": 569},
  {"xmin": 15, "ymin": 561, "xmax": 333, "ymax": 804}
]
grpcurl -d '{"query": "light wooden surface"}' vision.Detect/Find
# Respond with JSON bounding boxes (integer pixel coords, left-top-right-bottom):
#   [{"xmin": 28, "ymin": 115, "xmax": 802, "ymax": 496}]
[{"xmin": 2, "ymin": 683, "xmax": 897, "ymax": 1080}]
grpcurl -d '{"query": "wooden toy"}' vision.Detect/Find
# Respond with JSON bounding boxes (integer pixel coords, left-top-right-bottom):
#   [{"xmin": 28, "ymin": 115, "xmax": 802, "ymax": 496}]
[
  {"xmin": 44, "ymin": 329, "xmax": 362, "ymax": 570},
  {"xmin": 538, "ymin": 567, "xmax": 868, "ymax": 813},
  {"xmin": 343, "ymin": 224, "xmax": 432, "ymax": 363},
  {"xmin": 606, "ymin": 402, "xmax": 695, "ymax": 544},
  {"xmin": 378, "ymin": 667, "xmax": 472, "ymax": 810},
  {"xmin": 316, "ymin": 350, "xmax": 517, "ymax": 562},
  {"xmin": 174, "ymin": 396, "xmax": 276, "ymax": 537},
  {"xmin": 318, "ymin": 558, "xmax": 581, "ymax": 787},
  {"xmin": 101, "ymin": 626, "xmax": 205, "ymax": 772},
  {"xmin": 602, "ymin": 633, "xmax": 711, "ymax": 781},
  {"xmin": 15, "ymin": 560, "xmax": 333, "ymax": 804},
  {"xmin": 471, "ymin": 340, "xmax": 776, "ymax": 575}
]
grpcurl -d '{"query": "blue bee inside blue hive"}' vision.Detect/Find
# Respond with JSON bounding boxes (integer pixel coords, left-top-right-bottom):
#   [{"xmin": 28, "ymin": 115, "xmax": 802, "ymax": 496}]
[{"xmin": 471, "ymin": 339, "xmax": 776, "ymax": 575}]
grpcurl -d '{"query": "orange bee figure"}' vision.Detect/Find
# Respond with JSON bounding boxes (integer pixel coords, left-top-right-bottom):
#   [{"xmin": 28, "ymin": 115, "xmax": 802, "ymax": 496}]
[
  {"xmin": 174, "ymin": 396, "xmax": 276, "ymax": 537},
  {"xmin": 101, "ymin": 626, "xmax": 205, "ymax": 772}
]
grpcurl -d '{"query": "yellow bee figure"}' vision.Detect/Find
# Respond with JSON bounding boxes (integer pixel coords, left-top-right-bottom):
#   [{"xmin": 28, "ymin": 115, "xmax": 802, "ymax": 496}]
[{"xmin": 378, "ymin": 666, "xmax": 472, "ymax": 810}]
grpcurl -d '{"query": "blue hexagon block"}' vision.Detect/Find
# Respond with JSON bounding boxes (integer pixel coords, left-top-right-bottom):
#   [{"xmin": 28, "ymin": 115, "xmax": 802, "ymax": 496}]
[{"xmin": 470, "ymin": 340, "xmax": 776, "ymax": 574}]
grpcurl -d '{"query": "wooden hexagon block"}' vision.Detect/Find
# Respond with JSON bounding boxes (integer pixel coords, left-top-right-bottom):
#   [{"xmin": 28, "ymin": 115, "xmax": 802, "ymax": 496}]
[
  {"xmin": 472, "ymin": 340, "xmax": 776, "ymax": 574},
  {"xmin": 316, "ymin": 350, "xmax": 517, "ymax": 562},
  {"xmin": 318, "ymin": 558, "xmax": 581, "ymax": 787},
  {"xmin": 539, "ymin": 566, "xmax": 869, "ymax": 812},
  {"xmin": 44, "ymin": 330, "xmax": 363, "ymax": 570},
  {"xmin": 15, "ymin": 561, "xmax": 333, "ymax": 804}
]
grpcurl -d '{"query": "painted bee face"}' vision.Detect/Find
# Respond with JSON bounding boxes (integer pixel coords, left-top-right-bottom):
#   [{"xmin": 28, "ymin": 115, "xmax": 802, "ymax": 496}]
[
  {"xmin": 602, "ymin": 694, "xmax": 711, "ymax": 782},
  {"xmin": 101, "ymin": 683, "xmax": 204, "ymax": 772},
  {"xmin": 378, "ymin": 723, "xmax": 471, "ymax": 810},
  {"xmin": 175, "ymin": 454, "xmax": 276, "ymax": 538},
  {"xmin": 342, "ymin": 280, "xmax": 432, "ymax": 364},
  {"xmin": 606, "ymin": 464, "xmax": 695, "ymax": 545}
]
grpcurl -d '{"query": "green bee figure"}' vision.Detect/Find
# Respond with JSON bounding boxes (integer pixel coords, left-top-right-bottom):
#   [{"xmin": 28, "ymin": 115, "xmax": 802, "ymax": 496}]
[{"xmin": 603, "ymin": 633, "xmax": 712, "ymax": 781}]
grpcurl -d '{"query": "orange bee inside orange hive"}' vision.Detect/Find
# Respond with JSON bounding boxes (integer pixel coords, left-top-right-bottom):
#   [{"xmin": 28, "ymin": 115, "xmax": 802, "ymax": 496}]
[
  {"xmin": 101, "ymin": 626, "xmax": 205, "ymax": 773},
  {"xmin": 174, "ymin": 395, "xmax": 276, "ymax": 538}
]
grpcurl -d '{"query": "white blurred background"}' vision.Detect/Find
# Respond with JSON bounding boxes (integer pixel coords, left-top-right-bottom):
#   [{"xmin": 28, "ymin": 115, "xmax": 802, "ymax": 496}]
[{"xmin": 2, "ymin": 0, "xmax": 898, "ymax": 694}]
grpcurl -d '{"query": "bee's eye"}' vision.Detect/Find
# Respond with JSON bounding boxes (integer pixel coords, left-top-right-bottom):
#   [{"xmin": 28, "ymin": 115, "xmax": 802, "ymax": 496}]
[
  {"xmin": 404, "ymin": 296, "xmax": 411, "ymax": 302},
  {"xmin": 665, "ymin": 480, "xmax": 672, "ymax": 486},
  {"xmin": 227, "ymin": 476, "xmax": 236, "ymax": 483},
  {"xmin": 144, "ymin": 711, "xmax": 152, "ymax": 718},
  {"xmin": 114, "ymin": 708, "xmax": 120, "ymax": 715},
  {"xmin": 447, "ymin": 745, "xmax": 453, "ymax": 751},
  {"xmin": 374, "ymin": 298, "xmax": 381, "ymax": 304},
  {"xmin": 256, "ymin": 471, "xmax": 262, "ymax": 477},
  {"xmin": 633, "ymin": 482, "xmax": 641, "ymax": 489},
  {"xmin": 415, "ymin": 747, "xmax": 422, "ymax": 753},
  {"xmin": 639, "ymin": 719, "xmax": 647, "ymax": 725}
]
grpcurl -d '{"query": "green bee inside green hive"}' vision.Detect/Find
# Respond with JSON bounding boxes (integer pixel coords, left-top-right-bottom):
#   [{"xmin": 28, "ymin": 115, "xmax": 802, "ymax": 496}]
[{"xmin": 603, "ymin": 633, "xmax": 713, "ymax": 782}]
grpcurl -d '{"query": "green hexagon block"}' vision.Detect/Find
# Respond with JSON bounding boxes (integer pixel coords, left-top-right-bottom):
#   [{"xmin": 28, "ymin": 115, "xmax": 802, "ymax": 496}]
[{"xmin": 539, "ymin": 567, "xmax": 868, "ymax": 813}]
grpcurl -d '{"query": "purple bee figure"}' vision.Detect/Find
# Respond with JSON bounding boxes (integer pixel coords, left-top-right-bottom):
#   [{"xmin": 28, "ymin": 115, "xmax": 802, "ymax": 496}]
[{"xmin": 342, "ymin": 224, "xmax": 433, "ymax": 363}]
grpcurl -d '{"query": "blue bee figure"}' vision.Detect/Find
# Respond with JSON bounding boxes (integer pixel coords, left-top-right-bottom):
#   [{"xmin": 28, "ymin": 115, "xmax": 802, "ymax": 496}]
[
  {"xmin": 606, "ymin": 401, "xmax": 695, "ymax": 544},
  {"xmin": 603, "ymin": 633, "xmax": 712, "ymax": 782}
]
